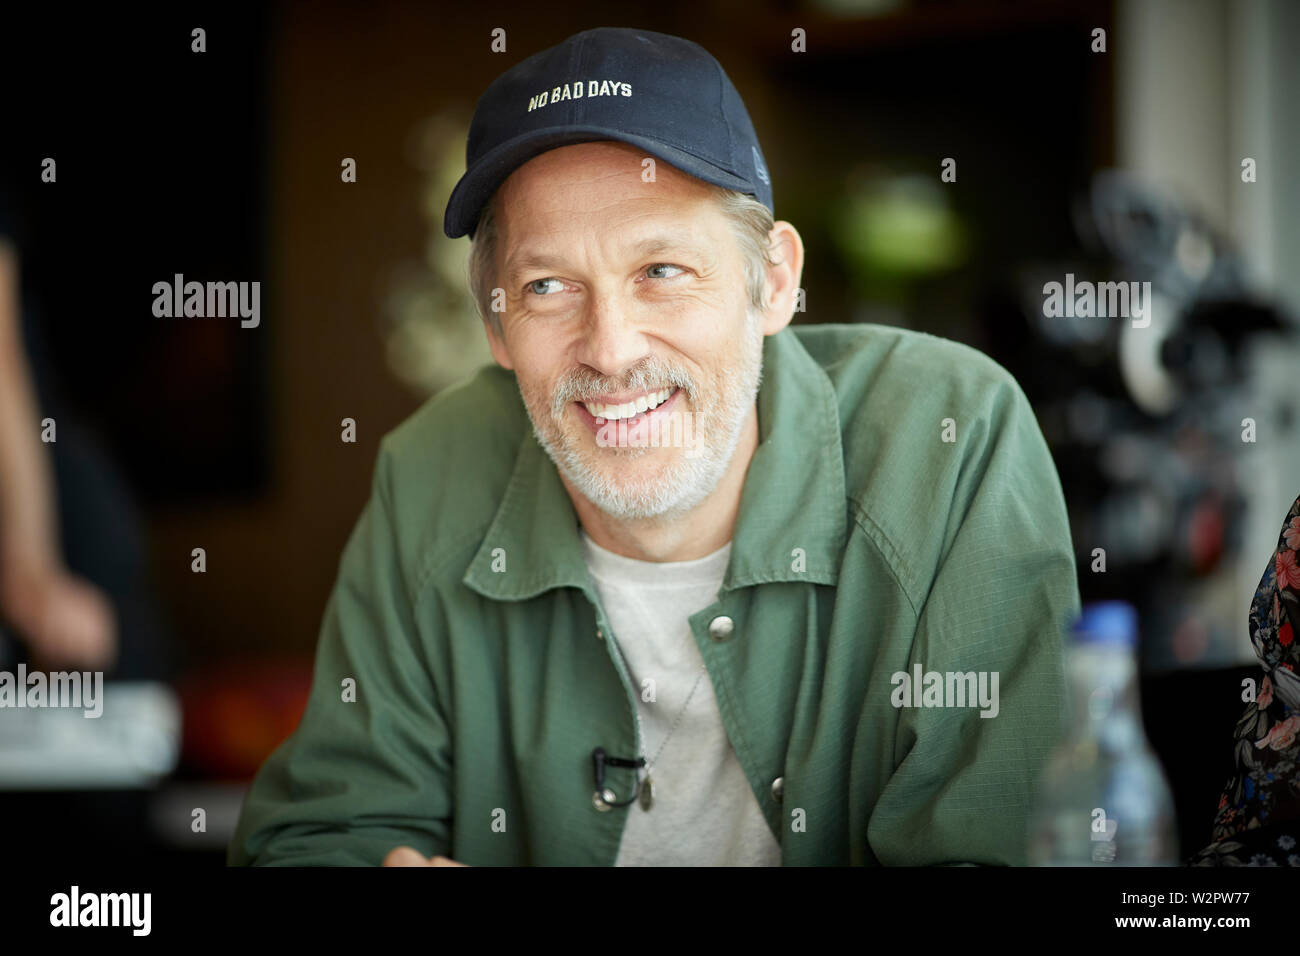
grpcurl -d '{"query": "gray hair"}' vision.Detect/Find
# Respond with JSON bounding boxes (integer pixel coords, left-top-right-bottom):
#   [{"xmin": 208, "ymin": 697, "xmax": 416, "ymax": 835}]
[{"xmin": 466, "ymin": 184, "xmax": 777, "ymax": 338}]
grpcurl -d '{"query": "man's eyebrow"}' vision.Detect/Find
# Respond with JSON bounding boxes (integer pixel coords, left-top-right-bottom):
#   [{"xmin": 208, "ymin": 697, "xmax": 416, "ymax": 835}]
[{"xmin": 504, "ymin": 236, "xmax": 715, "ymax": 284}]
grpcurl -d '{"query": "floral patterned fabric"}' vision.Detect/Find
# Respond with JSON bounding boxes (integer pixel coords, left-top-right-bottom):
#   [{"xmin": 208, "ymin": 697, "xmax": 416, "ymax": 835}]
[{"xmin": 1189, "ymin": 493, "xmax": 1300, "ymax": 866}]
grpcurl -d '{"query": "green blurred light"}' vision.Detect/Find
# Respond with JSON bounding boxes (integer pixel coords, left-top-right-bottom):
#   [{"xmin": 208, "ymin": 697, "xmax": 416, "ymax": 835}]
[{"xmin": 833, "ymin": 173, "xmax": 967, "ymax": 278}]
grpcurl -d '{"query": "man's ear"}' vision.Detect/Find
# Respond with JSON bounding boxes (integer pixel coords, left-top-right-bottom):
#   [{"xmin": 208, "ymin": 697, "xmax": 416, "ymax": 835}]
[
  {"xmin": 485, "ymin": 317, "xmax": 514, "ymax": 370},
  {"xmin": 759, "ymin": 221, "xmax": 805, "ymax": 336}
]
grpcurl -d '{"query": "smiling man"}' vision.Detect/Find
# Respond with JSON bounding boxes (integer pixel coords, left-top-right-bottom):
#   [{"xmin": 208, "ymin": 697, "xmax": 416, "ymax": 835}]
[
  {"xmin": 488, "ymin": 140, "xmax": 777, "ymax": 563},
  {"xmin": 230, "ymin": 26, "xmax": 1080, "ymax": 867}
]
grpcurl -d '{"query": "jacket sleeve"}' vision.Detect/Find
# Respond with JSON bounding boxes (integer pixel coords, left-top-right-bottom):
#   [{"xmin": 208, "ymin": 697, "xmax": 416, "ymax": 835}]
[
  {"xmin": 228, "ymin": 442, "xmax": 454, "ymax": 865},
  {"xmin": 866, "ymin": 373, "xmax": 1080, "ymax": 866}
]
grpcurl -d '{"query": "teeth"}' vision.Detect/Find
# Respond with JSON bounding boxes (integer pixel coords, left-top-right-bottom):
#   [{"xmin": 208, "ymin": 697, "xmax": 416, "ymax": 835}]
[{"xmin": 583, "ymin": 387, "xmax": 675, "ymax": 421}]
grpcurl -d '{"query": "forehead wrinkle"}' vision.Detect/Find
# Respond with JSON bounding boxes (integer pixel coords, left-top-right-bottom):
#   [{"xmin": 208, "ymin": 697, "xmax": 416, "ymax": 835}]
[
  {"xmin": 506, "ymin": 146, "xmax": 710, "ymax": 223},
  {"xmin": 504, "ymin": 202, "xmax": 717, "ymax": 284},
  {"xmin": 505, "ymin": 149, "xmax": 646, "ymax": 215}
]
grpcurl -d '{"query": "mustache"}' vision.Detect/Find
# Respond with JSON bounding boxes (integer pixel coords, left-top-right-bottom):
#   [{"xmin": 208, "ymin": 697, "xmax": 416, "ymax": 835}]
[{"xmin": 550, "ymin": 359, "xmax": 696, "ymax": 417}]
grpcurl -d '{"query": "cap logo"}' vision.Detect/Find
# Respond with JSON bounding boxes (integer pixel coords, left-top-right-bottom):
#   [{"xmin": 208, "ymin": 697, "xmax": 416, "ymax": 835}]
[{"xmin": 527, "ymin": 80, "xmax": 633, "ymax": 112}]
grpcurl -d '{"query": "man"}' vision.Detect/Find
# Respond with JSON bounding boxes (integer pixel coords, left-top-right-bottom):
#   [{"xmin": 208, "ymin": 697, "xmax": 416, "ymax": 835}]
[{"xmin": 229, "ymin": 26, "xmax": 1080, "ymax": 867}]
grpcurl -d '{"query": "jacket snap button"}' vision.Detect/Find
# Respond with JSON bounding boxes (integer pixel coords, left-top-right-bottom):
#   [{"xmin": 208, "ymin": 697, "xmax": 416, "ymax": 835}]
[
  {"xmin": 593, "ymin": 788, "xmax": 617, "ymax": 811},
  {"xmin": 771, "ymin": 776, "xmax": 784, "ymax": 801},
  {"xmin": 708, "ymin": 615, "xmax": 735, "ymax": 641}
]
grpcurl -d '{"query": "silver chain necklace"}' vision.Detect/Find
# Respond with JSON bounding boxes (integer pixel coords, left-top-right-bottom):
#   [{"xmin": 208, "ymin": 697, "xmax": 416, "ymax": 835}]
[
  {"xmin": 638, "ymin": 662, "xmax": 708, "ymax": 810},
  {"xmin": 588, "ymin": 532, "xmax": 729, "ymax": 812},
  {"xmin": 601, "ymin": 586, "xmax": 711, "ymax": 812}
]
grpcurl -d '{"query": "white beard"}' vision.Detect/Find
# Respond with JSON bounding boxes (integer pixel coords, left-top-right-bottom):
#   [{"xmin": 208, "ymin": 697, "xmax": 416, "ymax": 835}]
[{"xmin": 522, "ymin": 312, "xmax": 765, "ymax": 522}]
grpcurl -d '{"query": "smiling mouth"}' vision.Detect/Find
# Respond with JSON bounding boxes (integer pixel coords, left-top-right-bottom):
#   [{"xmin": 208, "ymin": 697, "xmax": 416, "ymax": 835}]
[{"xmin": 579, "ymin": 386, "xmax": 680, "ymax": 423}]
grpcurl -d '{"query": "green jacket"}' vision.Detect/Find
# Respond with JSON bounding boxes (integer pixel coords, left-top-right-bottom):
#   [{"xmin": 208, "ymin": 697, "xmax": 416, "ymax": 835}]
[{"xmin": 229, "ymin": 323, "xmax": 1080, "ymax": 866}]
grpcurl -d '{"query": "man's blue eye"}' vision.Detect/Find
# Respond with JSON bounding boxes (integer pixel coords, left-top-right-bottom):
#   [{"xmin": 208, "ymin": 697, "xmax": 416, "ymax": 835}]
[
  {"xmin": 529, "ymin": 278, "xmax": 562, "ymax": 295},
  {"xmin": 647, "ymin": 263, "xmax": 684, "ymax": 279}
]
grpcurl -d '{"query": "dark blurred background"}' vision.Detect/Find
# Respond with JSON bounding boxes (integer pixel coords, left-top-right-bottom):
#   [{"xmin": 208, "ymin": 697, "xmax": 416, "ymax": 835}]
[{"xmin": 0, "ymin": 0, "xmax": 1297, "ymax": 864}]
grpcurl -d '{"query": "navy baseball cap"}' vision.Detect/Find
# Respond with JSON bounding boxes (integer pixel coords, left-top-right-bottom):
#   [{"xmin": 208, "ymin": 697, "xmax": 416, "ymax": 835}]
[{"xmin": 443, "ymin": 26, "xmax": 774, "ymax": 240}]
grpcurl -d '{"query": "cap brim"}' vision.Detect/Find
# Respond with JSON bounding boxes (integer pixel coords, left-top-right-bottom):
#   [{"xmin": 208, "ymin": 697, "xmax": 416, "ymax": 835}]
[{"xmin": 443, "ymin": 126, "xmax": 755, "ymax": 239}]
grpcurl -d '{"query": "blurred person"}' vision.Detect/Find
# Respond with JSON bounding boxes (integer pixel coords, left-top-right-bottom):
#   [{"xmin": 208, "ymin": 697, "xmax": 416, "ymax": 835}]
[
  {"xmin": 0, "ymin": 182, "xmax": 170, "ymax": 682},
  {"xmin": 1191, "ymin": 492, "xmax": 1300, "ymax": 866},
  {"xmin": 0, "ymin": 229, "xmax": 116, "ymax": 672},
  {"xmin": 231, "ymin": 27, "xmax": 1079, "ymax": 867}
]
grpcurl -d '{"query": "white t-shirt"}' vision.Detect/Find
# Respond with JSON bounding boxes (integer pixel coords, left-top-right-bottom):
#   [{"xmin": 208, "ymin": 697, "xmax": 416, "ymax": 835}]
[{"xmin": 580, "ymin": 529, "xmax": 782, "ymax": 866}]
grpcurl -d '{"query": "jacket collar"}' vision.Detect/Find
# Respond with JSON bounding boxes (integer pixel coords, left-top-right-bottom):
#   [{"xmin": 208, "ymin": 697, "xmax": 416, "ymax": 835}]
[{"xmin": 463, "ymin": 327, "xmax": 847, "ymax": 601}]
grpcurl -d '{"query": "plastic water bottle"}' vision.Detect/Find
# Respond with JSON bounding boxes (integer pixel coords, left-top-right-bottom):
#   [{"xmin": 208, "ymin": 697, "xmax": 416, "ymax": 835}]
[{"xmin": 1027, "ymin": 601, "xmax": 1178, "ymax": 865}]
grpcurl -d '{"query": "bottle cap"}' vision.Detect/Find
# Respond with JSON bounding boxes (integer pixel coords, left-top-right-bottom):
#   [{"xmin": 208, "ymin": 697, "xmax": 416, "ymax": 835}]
[{"xmin": 1071, "ymin": 601, "xmax": 1138, "ymax": 647}]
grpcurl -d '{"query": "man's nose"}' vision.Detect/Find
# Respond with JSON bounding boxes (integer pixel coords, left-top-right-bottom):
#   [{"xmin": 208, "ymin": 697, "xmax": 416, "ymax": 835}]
[{"xmin": 575, "ymin": 290, "xmax": 651, "ymax": 379}]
